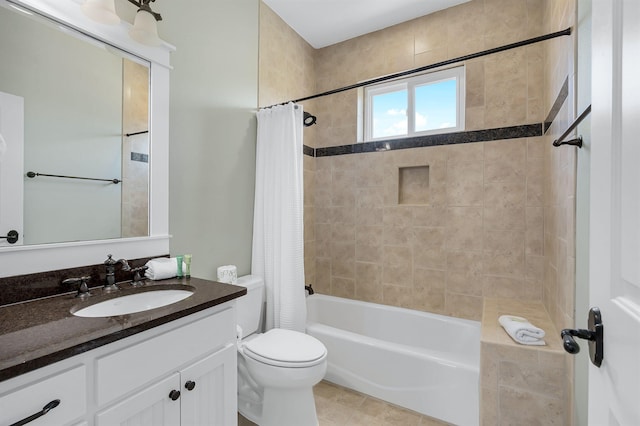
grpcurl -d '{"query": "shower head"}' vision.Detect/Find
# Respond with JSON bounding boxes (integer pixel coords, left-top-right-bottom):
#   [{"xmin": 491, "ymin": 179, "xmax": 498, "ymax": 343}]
[{"xmin": 303, "ymin": 112, "xmax": 317, "ymax": 127}]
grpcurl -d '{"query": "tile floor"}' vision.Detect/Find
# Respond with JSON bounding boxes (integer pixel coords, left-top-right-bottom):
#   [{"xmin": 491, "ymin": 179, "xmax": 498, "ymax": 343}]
[{"xmin": 238, "ymin": 380, "xmax": 451, "ymax": 426}]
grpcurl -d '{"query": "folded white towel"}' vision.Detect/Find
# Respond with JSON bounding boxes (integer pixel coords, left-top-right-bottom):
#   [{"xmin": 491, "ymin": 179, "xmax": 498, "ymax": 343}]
[
  {"xmin": 145, "ymin": 257, "xmax": 179, "ymax": 280},
  {"xmin": 498, "ymin": 315, "xmax": 546, "ymax": 346}
]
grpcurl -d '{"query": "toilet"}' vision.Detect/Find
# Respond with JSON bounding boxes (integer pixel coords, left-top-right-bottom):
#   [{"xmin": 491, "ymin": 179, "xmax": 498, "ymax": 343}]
[{"xmin": 235, "ymin": 275, "xmax": 327, "ymax": 426}]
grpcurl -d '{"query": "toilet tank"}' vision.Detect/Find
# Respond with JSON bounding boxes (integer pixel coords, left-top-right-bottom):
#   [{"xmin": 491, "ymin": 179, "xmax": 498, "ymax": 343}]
[{"xmin": 234, "ymin": 275, "xmax": 264, "ymax": 336}]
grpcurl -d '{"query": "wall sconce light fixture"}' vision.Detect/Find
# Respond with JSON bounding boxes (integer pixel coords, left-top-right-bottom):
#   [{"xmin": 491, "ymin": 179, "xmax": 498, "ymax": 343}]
[{"xmin": 81, "ymin": 0, "xmax": 163, "ymax": 46}]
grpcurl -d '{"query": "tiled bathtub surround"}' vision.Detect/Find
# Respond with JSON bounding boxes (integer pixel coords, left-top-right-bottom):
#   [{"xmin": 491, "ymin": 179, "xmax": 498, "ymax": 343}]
[
  {"xmin": 313, "ymin": 138, "xmax": 545, "ymax": 321},
  {"xmin": 541, "ymin": 1, "xmax": 577, "ymax": 426},
  {"xmin": 481, "ymin": 298, "xmax": 567, "ymax": 425},
  {"xmin": 260, "ymin": 0, "xmax": 550, "ymax": 312},
  {"xmin": 259, "ymin": 0, "xmax": 578, "ymax": 424}
]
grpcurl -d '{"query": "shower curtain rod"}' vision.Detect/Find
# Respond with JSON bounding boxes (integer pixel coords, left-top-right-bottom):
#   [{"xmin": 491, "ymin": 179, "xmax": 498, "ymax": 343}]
[
  {"xmin": 268, "ymin": 27, "xmax": 572, "ymax": 108},
  {"xmin": 553, "ymin": 104, "xmax": 591, "ymax": 148}
]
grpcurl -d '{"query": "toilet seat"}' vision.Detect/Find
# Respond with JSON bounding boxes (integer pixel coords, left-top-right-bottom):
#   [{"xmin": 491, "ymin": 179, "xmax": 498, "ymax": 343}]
[{"xmin": 242, "ymin": 329, "xmax": 327, "ymax": 368}]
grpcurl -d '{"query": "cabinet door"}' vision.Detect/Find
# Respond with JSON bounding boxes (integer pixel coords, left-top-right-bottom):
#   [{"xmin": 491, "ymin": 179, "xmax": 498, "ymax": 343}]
[
  {"xmin": 180, "ymin": 344, "xmax": 237, "ymax": 426},
  {"xmin": 95, "ymin": 373, "xmax": 181, "ymax": 426}
]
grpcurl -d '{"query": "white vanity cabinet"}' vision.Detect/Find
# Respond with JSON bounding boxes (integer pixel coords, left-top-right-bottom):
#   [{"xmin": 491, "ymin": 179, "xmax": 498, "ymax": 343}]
[
  {"xmin": 0, "ymin": 303, "xmax": 238, "ymax": 426},
  {"xmin": 95, "ymin": 306, "xmax": 237, "ymax": 426},
  {"xmin": 97, "ymin": 346, "xmax": 236, "ymax": 426}
]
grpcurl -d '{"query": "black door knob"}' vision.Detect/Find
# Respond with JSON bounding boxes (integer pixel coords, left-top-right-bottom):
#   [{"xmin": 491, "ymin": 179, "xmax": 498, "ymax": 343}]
[
  {"xmin": 185, "ymin": 380, "xmax": 196, "ymax": 391},
  {"xmin": 169, "ymin": 390, "xmax": 181, "ymax": 401},
  {"xmin": 560, "ymin": 307, "xmax": 603, "ymax": 367},
  {"xmin": 0, "ymin": 230, "xmax": 19, "ymax": 244}
]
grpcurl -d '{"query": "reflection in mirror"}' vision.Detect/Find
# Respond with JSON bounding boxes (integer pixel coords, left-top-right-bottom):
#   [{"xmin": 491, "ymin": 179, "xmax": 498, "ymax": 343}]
[{"xmin": 0, "ymin": 3, "xmax": 150, "ymax": 245}]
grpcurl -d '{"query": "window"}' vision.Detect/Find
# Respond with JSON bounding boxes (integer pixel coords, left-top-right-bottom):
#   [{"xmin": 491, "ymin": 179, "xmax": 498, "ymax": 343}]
[{"xmin": 363, "ymin": 66, "xmax": 465, "ymax": 141}]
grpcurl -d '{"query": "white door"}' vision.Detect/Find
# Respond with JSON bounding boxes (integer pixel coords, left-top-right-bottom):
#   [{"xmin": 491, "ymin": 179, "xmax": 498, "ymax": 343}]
[
  {"xmin": 589, "ymin": 0, "xmax": 640, "ymax": 424},
  {"xmin": 0, "ymin": 91, "xmax": 23, "ymax": 246},
  {"xmin": 95, "ymin": 373, "xmax": 181, "ymax": 426},
  {"xmin": 181, "ymin": 345, "xmax": 237, "ymax": 426}
]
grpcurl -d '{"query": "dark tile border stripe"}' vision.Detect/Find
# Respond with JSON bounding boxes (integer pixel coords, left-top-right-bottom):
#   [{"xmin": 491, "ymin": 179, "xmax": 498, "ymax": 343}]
[
  {"xmin": 306, "ymin": 124, "xmax": 542, "ymax": 157},
  {"xmin": 303, "ymin": 76, "xmax": 568, "ymax": 158},
  {"xmin": 543, "ymin": 77, "xmax": 569, "ymax": 133}
]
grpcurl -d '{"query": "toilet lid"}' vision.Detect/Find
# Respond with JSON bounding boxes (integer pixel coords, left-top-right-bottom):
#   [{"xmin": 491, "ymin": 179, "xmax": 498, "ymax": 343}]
[{"xmin": 243, "ymin": 329, "xmax": 326, "ymax": 367}]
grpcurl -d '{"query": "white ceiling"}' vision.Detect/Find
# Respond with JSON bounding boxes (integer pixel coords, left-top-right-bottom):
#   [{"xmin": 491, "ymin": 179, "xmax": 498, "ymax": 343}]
[{"xmin": 262, "ymin": 0, "xmax": 471, "ymax": 49}]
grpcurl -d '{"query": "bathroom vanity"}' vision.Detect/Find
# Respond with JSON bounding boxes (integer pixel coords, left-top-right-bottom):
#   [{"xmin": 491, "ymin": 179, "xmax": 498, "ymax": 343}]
[
  {"xmin": 0, "ymin": 2, "xmax": 248, "ymax": 423},
  {"xmin": 0, "ymin": 277, "xmax": 246, "ymax": 425}
]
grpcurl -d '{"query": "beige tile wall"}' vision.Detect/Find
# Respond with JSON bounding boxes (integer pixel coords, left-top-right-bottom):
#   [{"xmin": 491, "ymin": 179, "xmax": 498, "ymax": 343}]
[
  {"xmin": 308, "ymin": 0, "xmax": 548, "ymax": 321},
  {"xmin": 259, "ymin": 3, "xmax": 319, "ymax": 286},
  {"xmin": 314, "ymin": 138, "xmax": 545, "ymax": 321},
  {"xmin": 541, "ymin": 0, "xmax": 576, "ymax": 340},
  {"xmin": 480, "ymin": 298, "xmax": 568, "ymax": 425},
  {"xmin": 259, "ymin": 0, "xmax": 578, "ymax": 423},
  {"xmin": 312, "ymin": 0, "xmax": 545, "ymax": 148},
  {"xmin": 258, "ymin": 4, "xmax": 316, "ymax": 108},
  {"xmin": 541, "ymin": 1, "xmax": 577, "ymax": 426},
  {"xmin": 258, "ymin": 0, "xmax": 576, "ymax": 325}
]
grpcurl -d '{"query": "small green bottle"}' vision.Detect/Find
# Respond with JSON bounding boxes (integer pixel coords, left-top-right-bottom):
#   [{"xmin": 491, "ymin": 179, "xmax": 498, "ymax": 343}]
[
  {"xmin": 176, "ymin": 255, "xmax": 184, "ymax": 278},
  {"xmin": 184, "ymin": 254, "xmax": 192, "ymax": 278}
]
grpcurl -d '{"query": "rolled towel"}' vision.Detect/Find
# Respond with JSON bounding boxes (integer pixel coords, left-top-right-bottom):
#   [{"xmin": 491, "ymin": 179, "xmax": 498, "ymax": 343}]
[
  {"xmin": 145, "ymin": 257, "xmax": 178, "ymax": 280},
  {"xmin": 498, "ymin": 315, "xmax": 546, "ymax": 346}
]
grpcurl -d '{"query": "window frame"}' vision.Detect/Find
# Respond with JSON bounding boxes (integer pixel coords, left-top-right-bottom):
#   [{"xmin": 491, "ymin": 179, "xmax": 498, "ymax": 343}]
[{"xmin": 363, "ymin": 66, "xmax": 465, "ymax": 142}]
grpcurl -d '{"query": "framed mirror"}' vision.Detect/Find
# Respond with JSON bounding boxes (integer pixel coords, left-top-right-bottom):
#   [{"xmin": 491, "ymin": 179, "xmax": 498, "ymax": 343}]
[
  {"xmin": 0, "ymin": 2, "xmax": 150, "ymax": 245},
  {"xmin": 0, "ymin": 0, "xmax": 173, "ymax": 278}
]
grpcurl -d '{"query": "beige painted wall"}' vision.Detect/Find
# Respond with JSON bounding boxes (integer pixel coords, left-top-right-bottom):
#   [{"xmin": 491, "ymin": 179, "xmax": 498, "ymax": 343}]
[{"xmin": 160, "ymin": 0, "xmax": 260, "ymax": 280}]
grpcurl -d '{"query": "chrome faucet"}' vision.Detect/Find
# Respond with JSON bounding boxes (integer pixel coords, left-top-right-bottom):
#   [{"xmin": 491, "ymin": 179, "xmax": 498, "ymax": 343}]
[{"xmin": 104, "ymin": 254, "xmax": 131, "ymax": 292}]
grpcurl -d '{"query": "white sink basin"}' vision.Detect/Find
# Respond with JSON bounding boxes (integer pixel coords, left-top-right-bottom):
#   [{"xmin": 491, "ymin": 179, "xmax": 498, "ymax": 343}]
[{"xmin": 72, "ymin": 289, "xmax": 194, "ymax": 317}]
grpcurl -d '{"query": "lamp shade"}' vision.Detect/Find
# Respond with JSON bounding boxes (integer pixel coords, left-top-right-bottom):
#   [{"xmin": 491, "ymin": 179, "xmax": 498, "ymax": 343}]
[
  {"xmin": 81, "ymin": 0, "xmax": 120, "ymax": 25},
  {"xmin": 129, "ymin": 9, "xmax": 161, "ymax": 46}
]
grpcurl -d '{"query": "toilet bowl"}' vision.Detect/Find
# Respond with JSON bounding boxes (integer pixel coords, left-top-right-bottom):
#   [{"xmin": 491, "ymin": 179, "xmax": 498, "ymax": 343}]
[{"xmin": 235, "ymin": 275, "xmax": 327, "ymax": 426}]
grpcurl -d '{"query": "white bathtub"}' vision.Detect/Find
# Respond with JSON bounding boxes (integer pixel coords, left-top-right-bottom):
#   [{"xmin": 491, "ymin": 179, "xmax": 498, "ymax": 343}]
[{"xmin": 306, "ymin": 294, "xmax": 480, "ymax": 426}]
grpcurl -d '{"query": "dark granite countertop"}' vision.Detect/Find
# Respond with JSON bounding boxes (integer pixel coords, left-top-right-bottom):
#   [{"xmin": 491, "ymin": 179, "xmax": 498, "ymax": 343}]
[{"xmin": 0, "ymin": 277, "xmax": 246, "ymax": 382}]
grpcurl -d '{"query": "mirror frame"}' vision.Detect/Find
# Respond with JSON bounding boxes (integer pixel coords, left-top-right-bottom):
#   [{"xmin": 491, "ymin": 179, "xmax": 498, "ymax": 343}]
[{"xmin": 0, "ymin": 0, "xmax": 174, "ymax": 277}]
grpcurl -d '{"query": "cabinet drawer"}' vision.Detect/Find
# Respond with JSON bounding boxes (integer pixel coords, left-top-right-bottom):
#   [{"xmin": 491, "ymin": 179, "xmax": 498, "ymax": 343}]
[
  {"xmin": 0, "ymin": 365, "xmax": 86, "ymax": 426},
  {"xmin": 96, "ymin": 307, "xmax": 234, "ymax": 406}
]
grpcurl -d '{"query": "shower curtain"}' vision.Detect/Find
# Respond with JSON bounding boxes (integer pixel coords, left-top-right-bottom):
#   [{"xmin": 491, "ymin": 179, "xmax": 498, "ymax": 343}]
[{"xmin": 252, "ymin": 102, "xmax": 306, "ymax": 332}]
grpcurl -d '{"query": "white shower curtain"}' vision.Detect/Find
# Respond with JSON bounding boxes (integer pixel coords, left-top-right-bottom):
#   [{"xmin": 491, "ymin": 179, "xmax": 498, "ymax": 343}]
[{"xmin": 252, "ymin": 102, "xmax": 306, "ymax": 332}]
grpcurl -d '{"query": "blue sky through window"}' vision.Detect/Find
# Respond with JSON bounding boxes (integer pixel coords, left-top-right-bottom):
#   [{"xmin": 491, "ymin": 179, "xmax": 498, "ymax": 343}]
[
  {"xmin": 415, "ymin": 79, "xmax": 457, "ymax": 132},
  {"xmin": 372, "ymin": 89, "xmax": 407, "ymax": 138},
  {"xmin": 370, "ymin": 77, "xmax": 458, "ymax": 139}
]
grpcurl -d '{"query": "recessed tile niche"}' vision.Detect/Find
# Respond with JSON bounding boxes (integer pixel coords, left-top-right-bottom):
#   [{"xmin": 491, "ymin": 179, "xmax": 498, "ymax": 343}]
[{"xmin": 398, "ymin": 165, "xmax": 429, "ymax": 205}]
